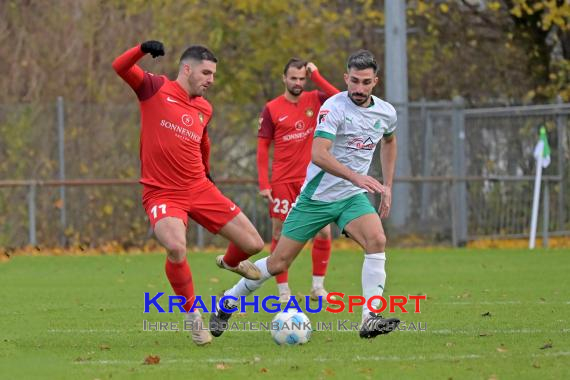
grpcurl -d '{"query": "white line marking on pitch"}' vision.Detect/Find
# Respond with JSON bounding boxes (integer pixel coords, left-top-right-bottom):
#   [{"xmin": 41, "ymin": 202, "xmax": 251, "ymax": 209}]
[
  {"xmin": 48, "ymin": 329, "xmax": 136, "ymax": 333},
  {"xmin": 428, "ymin": 328, "xmax": 568, "ymax": 335},
  {"xmin": 75, "ymin": 352, "xmax": 570, "ymax": 366},
  {"xmin": 434, "ymin": 301, "xmax": 521, "ymax": 305},
  {"xmin": 50, "ymin": 328, "xmax": 569, "ymax": 335},
  {"xmin": 434, "ymin": 301, "xmax": 570, "ymax": 305}
]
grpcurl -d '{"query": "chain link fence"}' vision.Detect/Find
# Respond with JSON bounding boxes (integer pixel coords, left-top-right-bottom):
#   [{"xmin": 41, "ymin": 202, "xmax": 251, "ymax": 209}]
[{"xmin": 0, "ymin": 100, "xmax": 568, "ymax": 248}]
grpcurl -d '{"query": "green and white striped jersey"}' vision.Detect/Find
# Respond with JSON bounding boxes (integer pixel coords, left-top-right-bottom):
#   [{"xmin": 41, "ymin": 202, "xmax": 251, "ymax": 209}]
[{"xmin": 300, "ymin": 91, "xmax": 397, "ymax": 202}]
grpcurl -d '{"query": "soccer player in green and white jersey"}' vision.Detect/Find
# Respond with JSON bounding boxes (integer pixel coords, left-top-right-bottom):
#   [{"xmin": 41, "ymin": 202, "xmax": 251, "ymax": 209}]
[{"xmin": 211, "ymin": 50, "xmax": 400, "ymax": 339}]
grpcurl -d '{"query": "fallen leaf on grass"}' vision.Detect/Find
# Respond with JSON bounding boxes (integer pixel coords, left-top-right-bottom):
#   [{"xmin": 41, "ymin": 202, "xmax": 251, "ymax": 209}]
[
  {"xmin": 539, "ymin": 342, "xmax": 553, "ymax": 350},
  {"xmin": 323, "ymin": 368, "xmax": 335, "ymax": 376},
  {"xmin": 260, "ymin": 368, "xmax": 269, "ymax": 373},
  {"xmin": 532, "ymin": 361, "xmax": 541, "ymax": 368},
  {"xmin": 99, "ymin": 344, "xmax": 110, "ymax": 351},
  {"xmin": 496, "ymin": 344, "xmax": 508, "ymax": 353},
  {"xmin": 143, "ymin": 355, "xmax": 160, "ymax": 365},
  {"xmin": 216, "ymin": 362, "xmax": 230, "ymax": 370}
]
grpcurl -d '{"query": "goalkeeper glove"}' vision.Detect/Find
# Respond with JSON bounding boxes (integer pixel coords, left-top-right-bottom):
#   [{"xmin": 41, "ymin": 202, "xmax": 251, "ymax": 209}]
[{"xmin": 141, "ymin": 40, "xmax": 165, "ymax": 58}]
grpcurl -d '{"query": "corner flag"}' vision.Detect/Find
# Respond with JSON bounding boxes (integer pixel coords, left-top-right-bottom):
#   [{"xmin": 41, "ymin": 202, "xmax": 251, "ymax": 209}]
[
  {"xmin": 529, "ymin": 126, "xmax": 551, "ymax": 249},
  {"xmin": 533, "ymin": 126, "xmax": 551, "ymax": 168}
]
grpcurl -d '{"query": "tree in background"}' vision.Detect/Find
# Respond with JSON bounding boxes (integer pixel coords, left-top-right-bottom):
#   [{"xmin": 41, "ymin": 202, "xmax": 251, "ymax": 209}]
[
  {"xmin": 0, "ymin": 0, "xmax": 567, "ymax": 247},
  {"xmin": 407, "ymin": 0, "xmax": 569, "ymax": 103}
]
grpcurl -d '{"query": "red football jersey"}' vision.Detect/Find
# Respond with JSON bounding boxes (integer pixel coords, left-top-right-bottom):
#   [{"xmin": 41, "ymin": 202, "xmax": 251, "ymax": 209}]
[
  {"xmin": 257, "ymin": 70, "xmax": 338, "ymax": 188},
  {"xmin": 258, "ymin": 91, "xmax": 322, "ymax": 185},
  {"xmin": 113, "ymin": 46, "xmax": 212, "ymax": 191}
]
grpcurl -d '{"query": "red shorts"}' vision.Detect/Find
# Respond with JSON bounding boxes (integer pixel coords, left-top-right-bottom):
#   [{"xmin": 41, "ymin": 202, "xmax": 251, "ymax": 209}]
[
  {"xmin": 269, "ymin": 182, "xmax": 303, "ymax": 221},
  {"xmin": 142, "ymin": 182, "xmax": 241, "ymax": 233}
]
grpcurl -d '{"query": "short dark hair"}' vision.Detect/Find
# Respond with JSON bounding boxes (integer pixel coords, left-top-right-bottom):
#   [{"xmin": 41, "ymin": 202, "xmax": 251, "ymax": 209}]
[
  {"xmin": 179, "ymin": 45, "xmax": 218, "ymax": 65},
  {"xmin": 283, "ymin": 58, "xmax": 307, "ymax": 75},
  {"xmin": 346, "ymin": 50, "xmax": 378, "ymax": 74}
]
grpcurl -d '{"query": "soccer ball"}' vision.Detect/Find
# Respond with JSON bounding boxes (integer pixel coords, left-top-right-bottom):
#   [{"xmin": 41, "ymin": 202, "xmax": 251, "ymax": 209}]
[{"xmin": 270, "ymin": 311, "xmax": 312, "ymax": 345}]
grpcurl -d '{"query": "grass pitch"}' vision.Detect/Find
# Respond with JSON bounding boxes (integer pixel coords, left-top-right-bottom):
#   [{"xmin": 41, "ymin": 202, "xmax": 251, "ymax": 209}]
[{"xmin": 1, "ymin": 247, "xmax": 569, "ymax": 379}]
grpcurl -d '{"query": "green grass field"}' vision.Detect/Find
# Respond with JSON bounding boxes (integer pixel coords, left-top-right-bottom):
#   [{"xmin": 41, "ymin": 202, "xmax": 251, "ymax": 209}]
[{"xmin": 1, "ymin": 248, "xmax": 569, "ymax": 379}]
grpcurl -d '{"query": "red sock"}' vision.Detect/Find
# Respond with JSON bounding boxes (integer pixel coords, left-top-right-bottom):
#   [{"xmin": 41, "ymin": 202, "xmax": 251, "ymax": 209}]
[
  {"xmin": 165, "ymin": 258, "xmax": 195, "ymax": 312},
  {"xmin": 271, "ymin": 238, "xmax": 288, "ymax": 284},
  {"xmin": 312, "ymin": 238, "xmax": 331, "ymax": 276},
  {"xmin": 222, "ymin": 242, "xmax": 250, "ymax": 268}
]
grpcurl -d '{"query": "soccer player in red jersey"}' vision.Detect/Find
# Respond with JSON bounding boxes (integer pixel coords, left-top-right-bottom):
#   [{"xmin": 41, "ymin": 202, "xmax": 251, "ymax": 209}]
[
  {"xmin": 113, "ymin": 40, "xmax": 264, "ymax": 345},
  {"xmin": 257, "ymin": 58, "xmax": 339, "ymax": 302}
]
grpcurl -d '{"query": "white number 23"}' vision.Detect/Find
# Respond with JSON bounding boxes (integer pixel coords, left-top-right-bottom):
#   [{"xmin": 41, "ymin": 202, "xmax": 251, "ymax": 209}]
[{"xmin": 272, "ymin": 198, "xmax": 289, "ymax": 215}]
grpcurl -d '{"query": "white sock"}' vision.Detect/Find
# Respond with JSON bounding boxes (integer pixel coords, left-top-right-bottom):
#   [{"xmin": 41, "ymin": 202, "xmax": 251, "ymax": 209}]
[
  {"xmin": 185, "ymin": 310, "xmax": 201, "ymax": 320},
  {"xmin": 225, "ymin": 257, "xmax": 272, "ymax": 307},
  {"xmin": 277, "ymin": 283, "xmax": 290, "ymax": 294},
  {"xmin": 312, "ymin": 276, "xmax": 325, "ymax": 290},
  {"xmin": 361, "ymin": 252, "xmax": 386, "ymax": 320}
]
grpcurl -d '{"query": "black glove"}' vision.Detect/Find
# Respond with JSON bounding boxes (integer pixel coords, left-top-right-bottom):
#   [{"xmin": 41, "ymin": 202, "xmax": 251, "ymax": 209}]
[
  {"xmin": 141, "ymin": 40, "xmax": 165, "ymax": 58},
  {"xmin": 206, "ymin": 173, "xmax": 215, "ymax": 184}
]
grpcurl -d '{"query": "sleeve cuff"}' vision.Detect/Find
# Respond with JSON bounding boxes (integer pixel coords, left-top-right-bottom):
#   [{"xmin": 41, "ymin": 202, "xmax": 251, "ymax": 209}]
[{"xmin": 314, "ymin": 130, "xmax": 336, "ymax": 141}]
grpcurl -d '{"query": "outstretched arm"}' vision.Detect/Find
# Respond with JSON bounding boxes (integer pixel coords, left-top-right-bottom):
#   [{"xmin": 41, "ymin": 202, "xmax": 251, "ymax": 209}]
[
  {"xmin": 306, "ymin": 62, "xmax": 339, "ymax": 99},
  {"xmin": 112, "ymin": 45, "xmax": 145, "ymax": 90},
  {"xmin": 112, "ymin": 41, "xmax": 165, "ymax": 90}
]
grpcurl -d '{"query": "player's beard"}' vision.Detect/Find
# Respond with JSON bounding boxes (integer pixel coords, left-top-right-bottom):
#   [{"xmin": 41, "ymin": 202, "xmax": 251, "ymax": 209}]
[
  {"xmin": 287, "ymin": 85, "xmax": 304, "ymax": 97},
  {"xmin": 348, "ymin": 91, "xmax": 369, "ymax": 106},
  {"xmin": 188, "ymin": 75, "xmax": 210, "ymax": 97},
  {"xmin": 187, "ymin": 80, "xmax": 201, "ymax": 97}
]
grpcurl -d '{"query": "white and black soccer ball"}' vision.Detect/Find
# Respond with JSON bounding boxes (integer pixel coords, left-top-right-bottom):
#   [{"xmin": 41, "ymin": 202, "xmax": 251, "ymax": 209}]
[{"xmin": 270, "ymin": 311, "xmax": 312, "ymax": 345}]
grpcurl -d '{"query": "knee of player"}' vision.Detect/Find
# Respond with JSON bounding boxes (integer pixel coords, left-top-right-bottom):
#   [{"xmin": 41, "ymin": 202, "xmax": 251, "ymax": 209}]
[
  {"xmin": 268, "ymin": 256, "xmax": 289, "ymax": 275},
  {"xmin": 366, "ymin": 233, "xmax": 386, "ymax": 253},
  {"xmin": 272, "ymin": 230, "xmax": 282, "ymax": 241},
  {"xmin": 164, "ymin": 241, "xmax": 186, "ymax": 256},
  {"xmin": 272, "ymin": 224, "xmax": 283, "ymax": 240},
  {"xmin": 244, "ymin": 234, "xmax": 265, "ymax": 255},
  {"xmin": 253, "ymin": 236, "xmax": 265, "ymax": 253},
  {"xmin": 165, "ymin": 241, "xmax": 187, "ymax": 259}
]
